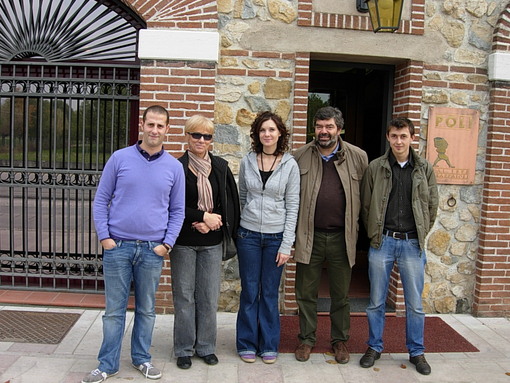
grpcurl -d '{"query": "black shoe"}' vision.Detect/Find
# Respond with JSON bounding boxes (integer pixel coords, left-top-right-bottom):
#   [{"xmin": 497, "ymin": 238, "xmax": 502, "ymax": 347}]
[
  {"xmin": 410, "ymin": 354, "xmax": 431, "ymax": 375},
  {"xmin": 359, "ymin": 347, "xmax": 381, "ymax": 368},
  {"xmin": 177, "ymin": 356, "xmax": 192, "ymax": 369},
  {"xmin": 201, "ymin": 354, "xmax": 219, "ymax": 365}
]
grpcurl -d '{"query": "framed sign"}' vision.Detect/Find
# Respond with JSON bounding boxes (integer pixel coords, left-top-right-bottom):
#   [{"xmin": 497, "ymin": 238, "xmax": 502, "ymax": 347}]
[{"xmin": 426, "ymin": 107, "xmax": 480, "ymax": 185}]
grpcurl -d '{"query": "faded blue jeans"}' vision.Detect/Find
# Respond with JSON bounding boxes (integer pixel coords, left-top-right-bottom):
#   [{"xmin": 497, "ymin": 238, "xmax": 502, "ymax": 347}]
[
  {"xmin": 170, "ymin": 243, "xmax": 222, "ymax": 357},
  {"xmin": 366, "ymin": 235, "xmax": 426, "ymax": 357},
  {"xmin": 236, "ymin": 227, "xmax": 284, "ymax": 357},
  {"xmin": 98, "ymin": 240, "xmax": 163, "ymax": 374}
]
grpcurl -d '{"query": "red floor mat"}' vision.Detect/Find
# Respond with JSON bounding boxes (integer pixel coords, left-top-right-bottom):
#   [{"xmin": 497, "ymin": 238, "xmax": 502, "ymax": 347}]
[{"xmin": 279, "ymin": 315, "xmax": 479, "ymax": 353}]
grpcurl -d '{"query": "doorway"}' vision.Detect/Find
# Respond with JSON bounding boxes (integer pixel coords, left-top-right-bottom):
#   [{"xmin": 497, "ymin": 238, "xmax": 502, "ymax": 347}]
[{"xmin": 307, "ymin": 60, "xmax": 394, "ymax": 313}]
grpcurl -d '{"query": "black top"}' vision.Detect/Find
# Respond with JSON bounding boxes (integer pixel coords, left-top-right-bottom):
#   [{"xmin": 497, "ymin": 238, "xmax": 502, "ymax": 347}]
[
  {"xmin": 176, "ymin": 151, "xmax": 241, "ymax": 251},
  {"xmin": 259, "ymin": 169, "xmax": 273, "ymax": 189},
  {"xmin": 175, "ymin": 170, "xmax": 223, "ymax": 246},
  {"xmin": 384, "ymin": 151, "xmax": 417, "ymax": 233}
]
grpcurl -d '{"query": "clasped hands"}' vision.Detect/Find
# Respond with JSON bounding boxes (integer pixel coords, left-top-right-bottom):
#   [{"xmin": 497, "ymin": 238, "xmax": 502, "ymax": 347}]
[{"xmin": 192, "ymin": 212, "xmax": 223, "ymax": 234}]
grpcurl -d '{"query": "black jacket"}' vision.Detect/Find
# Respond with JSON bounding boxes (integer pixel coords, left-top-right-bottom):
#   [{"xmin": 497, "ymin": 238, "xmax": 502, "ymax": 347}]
[{"xmin": 178, "ymin": 151, "xmax": 240, "ymax": 251}]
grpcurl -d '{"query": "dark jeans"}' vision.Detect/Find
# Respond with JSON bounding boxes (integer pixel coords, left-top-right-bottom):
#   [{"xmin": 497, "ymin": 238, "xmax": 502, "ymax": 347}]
[
  {"xmin": 295, "ymin": 229, "xmax": 351, "ymax": 346},
  {"xmin": 236, "ymin": 227, "xmax": 284, "ymax": 357}
]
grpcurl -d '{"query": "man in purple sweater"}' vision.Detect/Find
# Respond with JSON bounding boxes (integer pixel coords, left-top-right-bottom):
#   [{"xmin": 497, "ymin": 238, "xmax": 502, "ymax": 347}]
[{"xmin": 82, "ymin": 105, "xmax": 185, "ymax": 383}]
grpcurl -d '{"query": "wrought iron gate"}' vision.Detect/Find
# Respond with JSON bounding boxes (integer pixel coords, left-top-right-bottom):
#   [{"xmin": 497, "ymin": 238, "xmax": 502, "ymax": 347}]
[
  {"xmin": 0, "ymin": 0, "xmax": 144, "ymax": 292},
  {"xmin": 0, "ymin": 62, "xmax": 140, "ymax": 291}
]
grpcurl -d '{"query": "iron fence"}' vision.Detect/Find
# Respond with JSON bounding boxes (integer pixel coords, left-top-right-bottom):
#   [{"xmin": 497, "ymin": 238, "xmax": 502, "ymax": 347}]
[{"xmin": 0, "ymin": 61, "xmax": 140, "ymax": 292}]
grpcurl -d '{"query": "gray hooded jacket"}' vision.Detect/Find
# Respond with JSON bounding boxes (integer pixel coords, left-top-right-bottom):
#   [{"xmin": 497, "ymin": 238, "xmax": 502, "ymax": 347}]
[{"xmin": 238, "ymin": 151, "xmax": 300, "ymax": 255}]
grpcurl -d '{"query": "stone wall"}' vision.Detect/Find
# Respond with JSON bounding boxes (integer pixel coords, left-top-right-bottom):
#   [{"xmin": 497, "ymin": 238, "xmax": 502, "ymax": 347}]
[
  {"xmin": 420, "ymin": 63, "xmax": 489, "ymax": 314},
  {"xmin": 474, "ymin": 4, "xmax": 510, "ymax": 317},
  {"xmin": 214, "ymin": 0, "xmax": 305, "ymax": 315},
  {"xmin": 418, "ymin": 0, "xmax": 506, "ymax": 314}
]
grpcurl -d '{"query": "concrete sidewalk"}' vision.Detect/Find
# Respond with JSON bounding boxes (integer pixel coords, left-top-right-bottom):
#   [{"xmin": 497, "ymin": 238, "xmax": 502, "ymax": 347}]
[{"xmin": 0, "ymin": 305, "xmax": 509, "ymax": 383}]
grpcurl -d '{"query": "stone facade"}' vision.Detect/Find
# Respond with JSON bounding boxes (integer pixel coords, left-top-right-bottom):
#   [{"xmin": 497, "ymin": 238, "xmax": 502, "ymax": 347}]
[{"xmin": 126, "ymin": 0, "xmax": 510, "ymax": 317}]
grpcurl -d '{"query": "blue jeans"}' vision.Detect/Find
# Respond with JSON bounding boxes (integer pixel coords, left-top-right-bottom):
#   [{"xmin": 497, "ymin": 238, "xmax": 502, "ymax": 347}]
[
  {"xmin": 236, "ymin": 227, "xmax": 284, "ymax": 357},
  {"xmin": 171, "ymin": 243, "xmax": 222, "ymax": 357},
  {"xmin": 97, "ymin": 240, "xmax": 163, "ymax": 374},
  {"xmin": 366, "ymin": 235, "xmax": 426, "ymax": 357}
]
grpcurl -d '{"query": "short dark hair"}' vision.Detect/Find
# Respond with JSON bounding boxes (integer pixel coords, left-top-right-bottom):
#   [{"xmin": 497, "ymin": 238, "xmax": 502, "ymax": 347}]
[
  {"xmin": 143, "ymin": 105, "xmax": 169, "ymax": 125},
  {"xmin": 313, "ymin": 106, "xmax": 344, "ymax": 130},
  {"xmin": 250, "ymin": 111, "xmax": 289, "ymax": 155},
  {"xmin": 387, "ymin": 117, "xmax": 415, "ymax": 136}
]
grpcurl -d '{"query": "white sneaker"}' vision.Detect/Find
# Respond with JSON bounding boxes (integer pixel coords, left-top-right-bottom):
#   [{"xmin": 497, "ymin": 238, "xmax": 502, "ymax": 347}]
[
  {"xmin": 132, "ymin": 362, "xmax": 162, "ymax": 379},
  {"xmin": 81, "ymin": 368, "xmax": 118, "ymax": 383}
]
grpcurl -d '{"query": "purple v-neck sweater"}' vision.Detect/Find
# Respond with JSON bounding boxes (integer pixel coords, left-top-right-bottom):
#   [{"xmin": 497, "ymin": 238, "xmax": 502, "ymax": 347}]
[{"xmin": 93, "ymin": 145, "xmax": 185, "ymax": 246}]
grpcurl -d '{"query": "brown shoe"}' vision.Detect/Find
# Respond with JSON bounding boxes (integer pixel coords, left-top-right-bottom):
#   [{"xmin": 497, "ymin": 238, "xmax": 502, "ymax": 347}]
[
  {"xmin": 295, "ymin": 343, "xmax": 313, "ymax": 362},
  {"xmin": 410, "ymin": 354, "xmax": 431, "ymax": 375},
  {"xmin": 332, "ymin": 341, "xmax": 350, "ymax": 364}
]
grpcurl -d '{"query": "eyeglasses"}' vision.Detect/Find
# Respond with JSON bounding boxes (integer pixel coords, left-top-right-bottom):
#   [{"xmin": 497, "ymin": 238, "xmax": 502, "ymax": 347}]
[{"xmin": 187, "ymin": 132, "xmax": 213, "ymax": 141}]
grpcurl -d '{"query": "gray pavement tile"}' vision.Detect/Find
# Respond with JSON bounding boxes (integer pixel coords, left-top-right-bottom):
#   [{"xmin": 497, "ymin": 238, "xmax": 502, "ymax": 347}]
[
  {"xmin": 238, "ymin": 363, "xmax": 284, "ymax": 383},
  {"xmin": 457, "ymin": 360, "xmax": 509, "ymax": 381},
  {"xmin": 1, "ymin": 356, "xmax": 74, "ymax": 383},
  {"xmin": 1, "ymin": 309, "xmax": 510, "ymax": 383}
]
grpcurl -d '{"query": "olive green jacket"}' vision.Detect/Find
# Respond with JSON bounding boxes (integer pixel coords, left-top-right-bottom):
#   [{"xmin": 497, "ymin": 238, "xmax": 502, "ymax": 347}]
[
  {"xmin": 293, "ymin": 139, "xmax": 368, "ymax": 267},
  {"xmin": 360, "ymin": 147, "xmax": 439, "ymax": 250}
]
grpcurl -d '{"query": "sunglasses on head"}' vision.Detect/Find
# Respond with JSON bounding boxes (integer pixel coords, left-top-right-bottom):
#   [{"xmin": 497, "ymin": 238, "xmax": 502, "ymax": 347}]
[{"xmin": 187, "ymin": 132, "xmax": 213, "ymax": 141}]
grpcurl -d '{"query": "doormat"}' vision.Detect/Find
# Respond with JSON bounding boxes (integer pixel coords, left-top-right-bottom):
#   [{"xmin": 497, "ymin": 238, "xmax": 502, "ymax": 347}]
[
  {"xmin": 0, "ymin": 310, "xmax": 81, "ymax": 344},
  {"xmin": 279, "ymin": 315, "xmax": 479, "ymax": 353}
]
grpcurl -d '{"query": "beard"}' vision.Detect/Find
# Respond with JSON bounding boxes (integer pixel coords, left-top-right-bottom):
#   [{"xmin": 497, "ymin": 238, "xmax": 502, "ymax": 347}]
[{"xmin": 316, "ymin": 133, "xmax": 338, "ymax": 149}]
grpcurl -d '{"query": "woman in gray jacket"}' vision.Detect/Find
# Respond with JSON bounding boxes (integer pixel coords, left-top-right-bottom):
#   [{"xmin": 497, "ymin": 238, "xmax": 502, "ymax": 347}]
[{"xmin": 236, "ymin": 111, "xmax": 300, "ymax": 364}]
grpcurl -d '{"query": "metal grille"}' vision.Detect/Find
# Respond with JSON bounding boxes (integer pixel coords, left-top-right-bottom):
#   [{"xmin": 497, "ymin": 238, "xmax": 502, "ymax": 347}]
[
  {"xmin": 0, "ymin": 0, "xmax": 142, "ymax": 62},
  {"xmin": 0, "ymin": 62, "xmax": 140, "ymax": 291},
  {"xmin": 0, "ymin": 310, "xmax": 81, "ymax": 343},
  {"xmin": 0, "ymin": 0, "xmax": 144, "ymax": 292}
]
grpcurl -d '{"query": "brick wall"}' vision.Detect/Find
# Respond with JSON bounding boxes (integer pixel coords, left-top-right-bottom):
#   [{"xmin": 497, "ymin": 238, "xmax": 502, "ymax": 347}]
[
  {"xmin": 131, "ymin": 0, "xmax": 218, "ymax": 28},
  {"xmin": 282, "ymin": 52, "xmax": 311, "ymax": 315},
  {"xmin": 491, "ymin": 7, "xmax": 510, "ymax": 52},
  {"xmin": 383, "ymin": 60, "xmax": 425, "ymax": 315},
  {"xmin": 139, "ymin": 60, "xmax": 216, "ymax": 314},
  {"xmin": 291, "ymin": 52, "xmax": 311, "ymax": 149},
  {"xmin": 475, "ymin": 83, "xmax": 510, "ymax": 317},
  {"xmin": 474, "ymin": 68, "xmax": 510, "ymax": 316},
  {"xmin": 127, "ymin": 0, "xmax": 219, "ymax": 314}
]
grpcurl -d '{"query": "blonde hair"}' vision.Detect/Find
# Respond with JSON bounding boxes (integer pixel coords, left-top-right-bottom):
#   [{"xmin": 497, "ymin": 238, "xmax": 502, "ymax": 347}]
[{"xmin": 184, "ymin": 115, "xmax": 214, "ymax": 134}]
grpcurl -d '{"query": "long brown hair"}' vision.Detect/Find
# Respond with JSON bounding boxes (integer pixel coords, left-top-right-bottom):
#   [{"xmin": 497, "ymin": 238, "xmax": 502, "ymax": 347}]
[{"xmin": 250, "ymin": 111, "xmax": 289, "ymax": 156}]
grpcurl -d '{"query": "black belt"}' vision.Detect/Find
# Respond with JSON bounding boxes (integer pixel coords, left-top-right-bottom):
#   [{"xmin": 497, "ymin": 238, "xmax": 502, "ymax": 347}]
[{"xmin": 383, "ymin": 229, "xmax": 418, "ymax": 240}]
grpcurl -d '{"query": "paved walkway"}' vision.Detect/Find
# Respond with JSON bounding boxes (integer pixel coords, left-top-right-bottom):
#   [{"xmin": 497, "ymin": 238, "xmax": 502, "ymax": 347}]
[{"xmin": 0, "ymin": 305, "xmax": 509, "ymax": 383}]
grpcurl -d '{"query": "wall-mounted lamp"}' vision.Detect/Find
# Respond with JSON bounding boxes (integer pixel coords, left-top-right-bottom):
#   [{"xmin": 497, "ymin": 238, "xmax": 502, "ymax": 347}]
[{"xmin": 357, "ymin": 0, "xmax": 404, "ymax": 33}]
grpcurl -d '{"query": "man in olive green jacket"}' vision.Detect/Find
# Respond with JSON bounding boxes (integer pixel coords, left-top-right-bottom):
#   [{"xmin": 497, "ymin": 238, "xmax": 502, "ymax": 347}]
[
  {"xmin": 293, "ymin": 106, "xmax": 368, "ymax": 364},
  {"xmin": 359, "ymin": 117, "xmax": 438, "ymax": 376},
  {"xmin": 361, "ymin": 147, "xmax": 438, "ymax": 251}
]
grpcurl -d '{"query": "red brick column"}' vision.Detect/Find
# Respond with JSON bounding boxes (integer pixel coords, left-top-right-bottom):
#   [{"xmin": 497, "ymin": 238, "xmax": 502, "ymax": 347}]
[
  {"xmin": 473, "ymin": 6, "xmax": 510, "ymax": 317},
  {"xmin": 387, "ymin": 60, "xmax": 424, "ymax": 316},
  {"xmin": 283, "ymin": 52, "xmax": 311, "ymax": 315},
  {"xmin": 139, "ymin": 60, "xmax": 216, "ymax": 314},
  {"xmin": 126, "ymin": 0, "xmax": 218, "ymax": 314},
  {"xmin": 474, "ymin": 83, "xmax": 510, "ymax": 317}
]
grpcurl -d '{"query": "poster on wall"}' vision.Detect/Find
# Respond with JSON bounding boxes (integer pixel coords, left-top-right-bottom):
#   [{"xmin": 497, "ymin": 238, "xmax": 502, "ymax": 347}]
[{"xmin": 426, "ymin": 107, "xmax": 479, "ymax": 185}]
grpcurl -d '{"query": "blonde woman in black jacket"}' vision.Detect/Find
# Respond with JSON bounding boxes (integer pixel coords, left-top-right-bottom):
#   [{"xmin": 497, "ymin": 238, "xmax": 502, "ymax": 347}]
[{"xmin": 172, "ymin": 115, "xmax": 240, "ymax": 370}]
